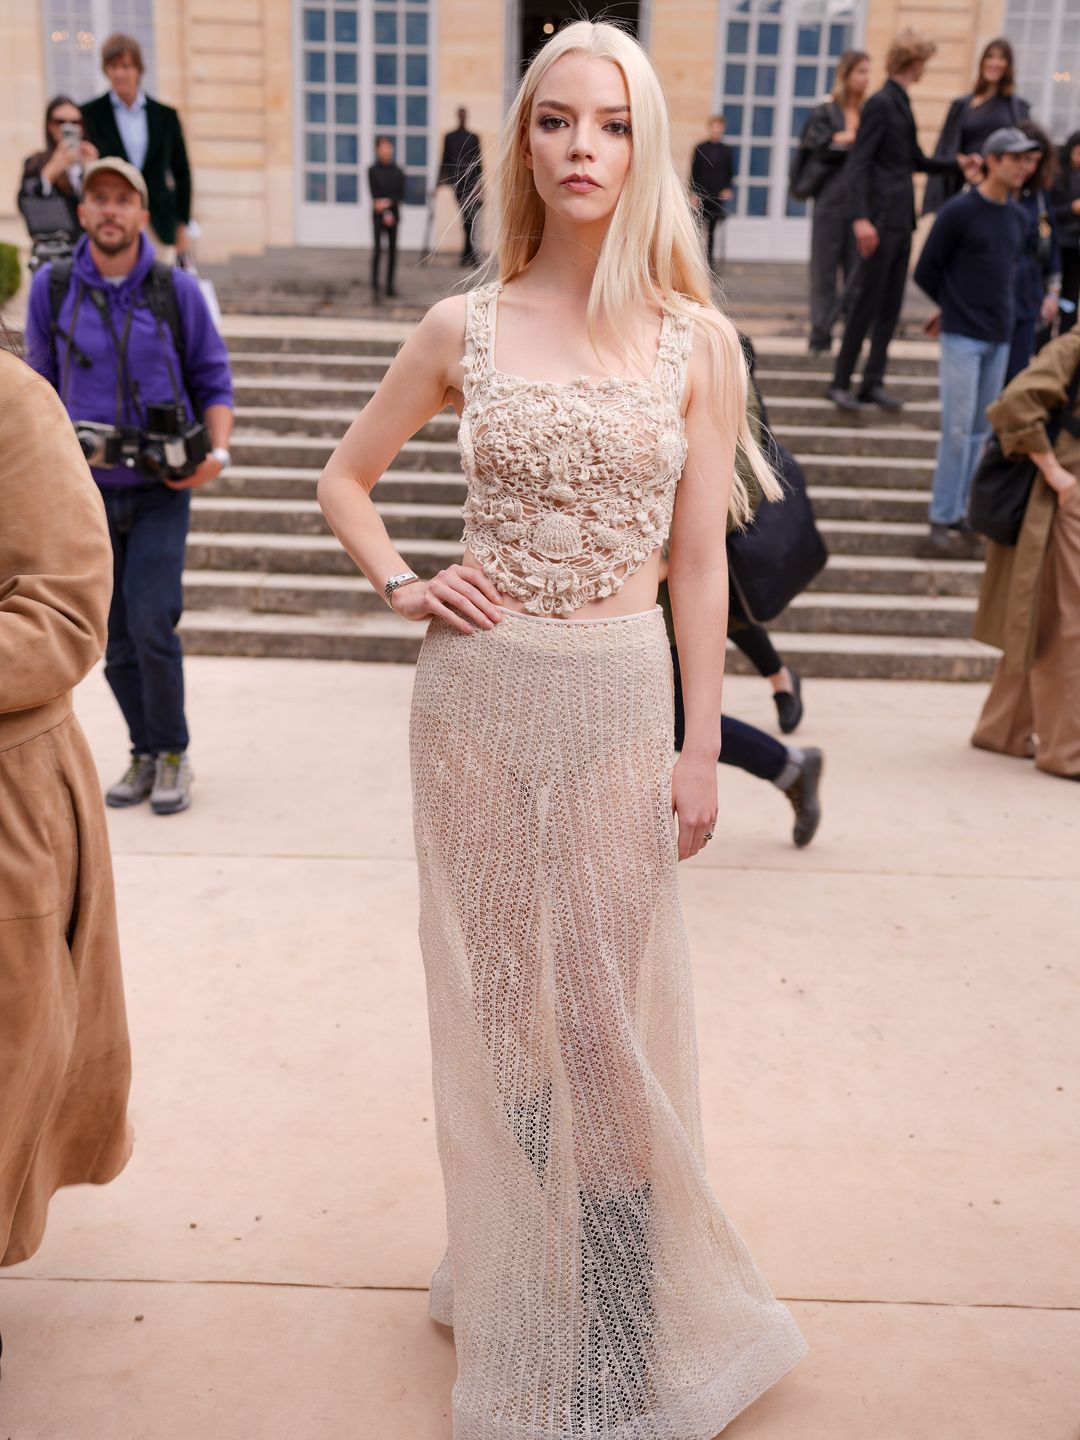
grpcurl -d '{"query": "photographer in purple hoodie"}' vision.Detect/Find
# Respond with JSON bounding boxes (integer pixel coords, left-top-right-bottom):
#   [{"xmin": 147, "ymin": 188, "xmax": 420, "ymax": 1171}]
[{"xmin": 25, "ymin": 156, "xmax": 233, "ymax": 815}]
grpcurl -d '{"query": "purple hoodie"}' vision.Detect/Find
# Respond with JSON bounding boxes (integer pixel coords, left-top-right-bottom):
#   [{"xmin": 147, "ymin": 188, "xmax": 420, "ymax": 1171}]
[{"xmin": 25, "ymin": 233, "xmax": 233, "ymax": 489}]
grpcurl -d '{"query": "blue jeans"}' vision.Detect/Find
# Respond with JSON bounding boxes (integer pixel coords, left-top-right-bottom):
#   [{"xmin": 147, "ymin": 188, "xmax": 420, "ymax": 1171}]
[
  {"xmin": 929, "ymin": 333, "xmax": 1010, "ymax": 526},
  {"xmin": 100, "ymin": 483, "xmax": 190, "ymax": 755}
]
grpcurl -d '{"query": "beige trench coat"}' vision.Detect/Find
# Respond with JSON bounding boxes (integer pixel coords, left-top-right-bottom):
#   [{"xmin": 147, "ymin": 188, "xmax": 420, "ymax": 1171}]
[
  {"xmin": 0, "ymin": 350, "xmax": 132, "ymax": 1267},
  {"xmin": 973, "ymin": 330, "xmax": 1080, "ymax": 674}
]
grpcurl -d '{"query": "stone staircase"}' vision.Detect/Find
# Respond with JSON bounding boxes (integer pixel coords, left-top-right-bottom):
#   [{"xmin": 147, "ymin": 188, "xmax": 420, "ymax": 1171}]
[{"xmin": 179, "ymin": 329, "xmax": 997, "ymax": 680}]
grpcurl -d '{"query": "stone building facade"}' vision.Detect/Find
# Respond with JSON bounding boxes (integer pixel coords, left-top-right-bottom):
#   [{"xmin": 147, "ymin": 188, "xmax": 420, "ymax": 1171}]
[{"xmin": 2, "ymin": 0, "xmax": 1078, "ymax": 265}]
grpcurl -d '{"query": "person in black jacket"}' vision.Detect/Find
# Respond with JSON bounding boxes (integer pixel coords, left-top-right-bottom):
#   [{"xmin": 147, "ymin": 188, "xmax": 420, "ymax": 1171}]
[
  {"xmin": 923, "ymin": 38, "xmax": 1030, "ymax": 216},
  {"xmin": 438, "ymin": 108, "xmax": 483, "ymax": 266},
  {"xmin": 80, "ymin": 33, "xmax": 192, "ymax": 259},
  {"xmin": 828, "ymin": 30, "xmax": 982, "ymax": 412},
  {"xmin": 689, "ymin": 116, "xmax": 735, "ymax": 269},
  {"xmin": 19, "ymin": 96, "xmax": 98, "ymax": 243},
  {"xmin": 803, "ymin": 50, "xmax": 871, "ymax": 353},
  {"xmin": 1051, "ymin": 131, "xmax": 1080, "ymax": 336},
  {"xmin": 369, "ymin": 136, "xmax": 406, "ymax": 299}
]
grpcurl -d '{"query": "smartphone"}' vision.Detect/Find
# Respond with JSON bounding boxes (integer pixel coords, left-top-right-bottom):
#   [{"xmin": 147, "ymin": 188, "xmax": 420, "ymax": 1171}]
[{"xmin": 60, "ymin": 120, "xmax": 81, "ymax": 149}]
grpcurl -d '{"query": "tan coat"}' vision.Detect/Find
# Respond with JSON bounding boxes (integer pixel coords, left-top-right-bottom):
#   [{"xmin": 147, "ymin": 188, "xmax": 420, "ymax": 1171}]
[
  {"xmin": 0, "ymin": 350, "xmax": 132, "ymax": 1267},
  {"xmin": 973, "ymin": 330, "xmax": 1080, "ymax": 674}
]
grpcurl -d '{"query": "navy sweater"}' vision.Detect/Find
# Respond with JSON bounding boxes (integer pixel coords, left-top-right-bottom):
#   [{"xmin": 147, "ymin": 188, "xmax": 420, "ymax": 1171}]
[{"xmin": 913, "ymin": 188, "xmax": 1028, "ymax": 343}]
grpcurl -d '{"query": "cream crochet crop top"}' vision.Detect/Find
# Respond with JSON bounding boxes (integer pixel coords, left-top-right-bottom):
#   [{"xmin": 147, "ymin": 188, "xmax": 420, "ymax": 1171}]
[{"xmin": 458, "ymin": 281, "xmax": 695, "ymax": 617}]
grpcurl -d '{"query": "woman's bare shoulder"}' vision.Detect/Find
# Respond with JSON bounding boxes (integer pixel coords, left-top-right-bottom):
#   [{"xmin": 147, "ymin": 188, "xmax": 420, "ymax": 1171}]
[{"xmin": 414, "ymin": 293, "xmax": 469, "ymax": 354}]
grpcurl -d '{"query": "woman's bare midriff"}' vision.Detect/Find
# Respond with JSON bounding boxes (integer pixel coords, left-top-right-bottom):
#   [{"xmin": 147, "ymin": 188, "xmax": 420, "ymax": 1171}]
[{"xmin": 460, "ymin": 545, "xmax": 664, "ymax": 619}]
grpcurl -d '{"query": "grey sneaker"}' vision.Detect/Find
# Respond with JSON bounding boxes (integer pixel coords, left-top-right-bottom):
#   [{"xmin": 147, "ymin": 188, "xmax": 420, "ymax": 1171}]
[
  {"xmin": 782, "ymin": 747, "xmax": 823, "ymax": 848},
  {"xmin": 106, "ymin": 753, "xmax": 156, "ymax": 808},
  {"xmin": 150, "ymin": 752, "xmax": 193, "ymax": 815}
]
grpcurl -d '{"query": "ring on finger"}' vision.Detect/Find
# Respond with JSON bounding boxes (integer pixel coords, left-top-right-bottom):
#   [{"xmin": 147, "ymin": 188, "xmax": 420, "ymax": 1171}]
[{"xmin": 703, "ymin": 830, "xmax": 715, "ymax": 843}]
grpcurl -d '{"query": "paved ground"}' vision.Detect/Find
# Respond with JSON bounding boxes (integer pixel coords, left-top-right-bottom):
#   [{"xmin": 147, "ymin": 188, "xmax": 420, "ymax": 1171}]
[{"xmin": 1, "ymin": 658, "xmax": 1078, "ymax": 1439}]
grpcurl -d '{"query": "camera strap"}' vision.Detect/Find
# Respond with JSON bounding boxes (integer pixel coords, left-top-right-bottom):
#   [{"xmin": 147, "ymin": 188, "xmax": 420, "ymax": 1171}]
[
  {"xmin": 87, "ymin": 286, "xmax": 141, "ymax": 430},
  {"xmin": 58, "ymin": 281, "xmax": 88, "ymax": 414}
]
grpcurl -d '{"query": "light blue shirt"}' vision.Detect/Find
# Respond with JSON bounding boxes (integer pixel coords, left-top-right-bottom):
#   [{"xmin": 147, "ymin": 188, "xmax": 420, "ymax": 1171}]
[{"xmin": 110, "ymin": 89, "xmax": 149, "ymax": 172}]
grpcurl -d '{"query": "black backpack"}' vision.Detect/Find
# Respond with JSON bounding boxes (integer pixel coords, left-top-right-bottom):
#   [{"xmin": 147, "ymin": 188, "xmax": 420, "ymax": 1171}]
[{"xmin": 48, "ymin": 257, "xmax": 190, "ymax": 400}]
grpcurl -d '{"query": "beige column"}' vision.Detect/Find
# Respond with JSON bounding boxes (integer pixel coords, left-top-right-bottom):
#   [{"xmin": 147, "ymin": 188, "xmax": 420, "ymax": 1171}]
[
  {"xmin": 651, "ymin": 1, "xmax": 721, "ymax": 192},
  {"xmin": 0, "ymin": 0, "xmax": 48, "ymax": 253},
  {"xmin": 154, "ymin": 0, "xmax": 280, "ymax": 262},
  {"xmin": 433, "ymin": 0, "xmax": 506, "ymax": 254}
]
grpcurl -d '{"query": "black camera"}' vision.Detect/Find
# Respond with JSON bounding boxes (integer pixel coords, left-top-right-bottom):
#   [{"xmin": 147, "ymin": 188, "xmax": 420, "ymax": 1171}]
[
  {"xmin": 19, "ymin": 191, "xmax": 78, "ymax": 271},
  {"xmin": 74, "ymin": 405, "xmax": 211, "ymax": 480}
]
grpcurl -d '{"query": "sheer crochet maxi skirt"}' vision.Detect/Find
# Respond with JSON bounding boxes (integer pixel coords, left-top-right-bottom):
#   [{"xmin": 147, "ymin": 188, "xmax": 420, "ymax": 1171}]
[{"xmin": 410, "ymin": 608, "xmax": 808, "ymax": 1440}]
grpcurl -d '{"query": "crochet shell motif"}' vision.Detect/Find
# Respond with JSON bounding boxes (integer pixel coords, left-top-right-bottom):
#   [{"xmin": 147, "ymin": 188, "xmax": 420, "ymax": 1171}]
[{"xmin": 458, "ymin": 282, "xmax": 694, "ymax": 617}]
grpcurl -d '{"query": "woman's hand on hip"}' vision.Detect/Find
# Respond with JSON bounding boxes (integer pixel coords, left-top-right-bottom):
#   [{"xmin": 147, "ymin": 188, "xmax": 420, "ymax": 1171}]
[
  {"xmin": 390, "ymin": 562, "xmax": 504, "ymax": 633},
  {"xmin": 671, "ymin": 751, "xmax": 718, "ymax": 862}
]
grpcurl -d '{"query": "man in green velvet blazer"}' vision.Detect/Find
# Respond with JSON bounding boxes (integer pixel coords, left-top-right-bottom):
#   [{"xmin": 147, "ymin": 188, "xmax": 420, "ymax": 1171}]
[{"xmin": 80, "ymin": 32, "xmax": 192, "ymax": 256}]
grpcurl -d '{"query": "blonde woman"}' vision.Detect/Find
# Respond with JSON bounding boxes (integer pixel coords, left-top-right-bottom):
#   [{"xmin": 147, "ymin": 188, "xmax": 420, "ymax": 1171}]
[
  {"xmin": 319, "ymin": 21, "xmax": 808, "ymax": 1437},
  {"xmin": 803, "ymin": 49, "xmax": 871, "ymax": 354}
]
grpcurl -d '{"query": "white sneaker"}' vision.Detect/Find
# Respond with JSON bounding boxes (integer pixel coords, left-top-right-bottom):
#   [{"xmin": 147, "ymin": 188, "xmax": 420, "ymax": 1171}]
[
  {"xmin": 150, "ymin": 752, "xmax": 193, "ymax": 815},
  {"xmin": 106, "ymin": 753, "xmax": 156, "ymax": 807}
]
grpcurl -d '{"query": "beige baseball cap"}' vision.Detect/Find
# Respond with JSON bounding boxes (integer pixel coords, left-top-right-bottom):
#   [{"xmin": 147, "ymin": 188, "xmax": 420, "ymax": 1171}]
[{"xmin": 83, "ymin": 156, "xmax": 149, "ymax": 206}]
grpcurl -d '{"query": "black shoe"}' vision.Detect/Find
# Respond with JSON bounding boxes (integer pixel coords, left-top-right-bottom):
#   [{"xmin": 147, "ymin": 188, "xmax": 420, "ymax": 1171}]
[
  {"xmin": 858, "ymin": 385, "xmax": 904, "ymax": 411},
  {"xmin": 928, "ymin": 521, "xmax": 957, "ymax": 552},
  {"xmin": 783, "ymin": 748, "xmax": 823, "ymax": 848},
  {"xmin": 826, "ymin": 384, "xmax": 865, "ymax": 412},
  {"xmin": 774, "ymin": 666, "xmax": 803, "ymax": 735},
  {"xmin": 809, "ymin": 338, "xmax": 831, "ymax": 355},
  {"xmin": 947, "ymin": 517, "xmax": 974, "ymax": 533}
]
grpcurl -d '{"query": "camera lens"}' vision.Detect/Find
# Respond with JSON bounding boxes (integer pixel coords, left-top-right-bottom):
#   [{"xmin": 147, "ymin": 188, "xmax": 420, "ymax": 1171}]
[
  {"xmin": 75, "ymin": 429, "xmax": 99, "ymax": 461},
  {"xmin": 138, "ymin": 443, "xmax": 166, "ymax": 478}
]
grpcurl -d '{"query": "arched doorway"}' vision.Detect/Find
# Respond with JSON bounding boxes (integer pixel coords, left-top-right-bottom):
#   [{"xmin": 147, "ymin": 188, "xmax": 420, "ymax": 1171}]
[{"xmin": 514, "ymin": 2, "xmax": 644, "ymax": 77}]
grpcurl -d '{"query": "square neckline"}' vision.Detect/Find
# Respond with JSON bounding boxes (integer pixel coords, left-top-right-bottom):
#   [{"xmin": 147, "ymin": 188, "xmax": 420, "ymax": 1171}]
[{"xmin": 483, "ymin": 281, "xmax": 672, "ymax": 391}]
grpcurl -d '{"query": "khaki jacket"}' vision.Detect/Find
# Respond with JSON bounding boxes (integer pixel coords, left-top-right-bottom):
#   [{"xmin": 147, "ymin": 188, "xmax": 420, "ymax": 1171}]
[
  {"xmin": 973, "ymin": 330, "xmax": 1080, "ymax": 673},
  {"xmin": 0, "ymin": 350, "xmax": 132, "ymax": 1266}
]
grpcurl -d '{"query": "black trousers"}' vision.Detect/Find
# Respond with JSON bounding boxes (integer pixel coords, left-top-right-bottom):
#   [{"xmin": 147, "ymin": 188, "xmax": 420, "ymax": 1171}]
[
  {"xmin": 728, "ymin": 618, "xmax": 782, "ymax": 678},
  {"xmin": 1061, "ymin": 245, "xmax": 1080, "ymax": 335},
  {"xmin": 456, "ymin": 188, "xmax": 480, "ymax": 260},
  {"xmin": 809, "ymin": 194, "xmax": 855, "ymax": 348},
  {"xmin": 702, "ymin": 198, "xmax": 726, "ymax": 267},
  {"xmin": 833, "ymin": 227, "xmax": 912, "ymax": 394},
  {"xmin": 671, "ymin": 648, "xmax": 787, "ymax": 783},
  {"xmin": 371, "ymin": 212, "xmax": 398, "ymax": 292}
]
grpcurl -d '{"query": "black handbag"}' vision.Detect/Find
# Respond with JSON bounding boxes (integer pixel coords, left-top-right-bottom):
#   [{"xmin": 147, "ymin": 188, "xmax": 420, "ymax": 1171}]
[
  {"xmin": 968, "ymin": 363, "xmax": 1080, "ymax": 546},
  {"xmin": 727, "ymin": 440, "xmax": 829, "ymax": 623}
]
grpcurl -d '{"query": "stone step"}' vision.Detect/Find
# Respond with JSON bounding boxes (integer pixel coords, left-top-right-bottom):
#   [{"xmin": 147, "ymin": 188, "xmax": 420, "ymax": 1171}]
[
  {"xmin": 192, "ymin": 484, "xmax": 946, "ymax": 538},
  {"xmin": 231, "ymin": 433, "xmax": 460, "ymax": 471},
  {"xmin": 782, "ymin": 591, "xmax": 975, "ymax": 638},
  {"xmin": 184, "ymin": 515, "xmax": 976, "ymax": 579},
  {"xmin": 756, "ymin": 369, "xmax": 939, "ymax": 402},
  {"xmin": 230, "ymin": 379, "xmax": 943, "ymax": 433},
  {"xmin": 230, "ymin": 423, "xmax": 940, "ymax": 472},
  {"xmin": 179, "ymin": 569, "xmax": 976, "ymax": 639},
  {"xmin": 225, "ymin": 334, "xmax": 402, "ymax": 358},
  {"xmin": 805, "ymin": 554, "xmax": 983, "ymax": 598},
  {"xmin": 222, "ymin": 336, "xmax": 940, "ymax": 377},
  {"xmin": 776, "ymin": 424, "xmax": 937, "ymax": 458},
  {"xmin": 215, "ymin": 456, "xmax": 937, "ymax": 502},
  {"xmin": 233, "ymin": 404, "xmax": 455, "ymax": 443},
  {"xmin": 176, "ymin": 606, "xmax": 996, "ymax": 679}
]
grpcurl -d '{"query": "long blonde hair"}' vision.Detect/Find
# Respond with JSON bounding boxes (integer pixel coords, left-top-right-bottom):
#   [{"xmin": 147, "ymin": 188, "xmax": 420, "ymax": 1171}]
[{"xmin": 483, "ymin": 20, "xmax": 779, "ymax": 525}]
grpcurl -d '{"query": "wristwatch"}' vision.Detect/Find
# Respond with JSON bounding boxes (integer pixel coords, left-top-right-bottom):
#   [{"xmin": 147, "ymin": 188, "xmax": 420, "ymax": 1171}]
[
  {"xmin": 211, "ymin": 446, "xmax": 231, "ymax": 472},
  {"xmin": 384, "ymin": 570, "xmax": 420, "ymax": 606}
]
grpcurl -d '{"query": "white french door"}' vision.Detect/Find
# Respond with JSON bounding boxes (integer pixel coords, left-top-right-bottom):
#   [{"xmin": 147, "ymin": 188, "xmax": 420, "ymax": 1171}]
[
  {"xmin": 713, "ymin": 0, "xmax": 863, "ymax": 261},
  {"xmin": 294, "ymin": 0, "xmax": 436, "ymax": 248}
]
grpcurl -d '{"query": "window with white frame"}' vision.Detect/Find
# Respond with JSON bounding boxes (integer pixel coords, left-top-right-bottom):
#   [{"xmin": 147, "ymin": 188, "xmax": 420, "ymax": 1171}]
[
  {"xmin": 1004, "ymin": 0, "xmax": 1080, "ymax": 140},
  {"xmin": 715, "ymin": 0, "xmax": 858, "ymax": 222},
  {"xmin": 300, "ymin": 0, "xmax": 433, "ymax": 210},
  {"xmin": 42, "ymin": 0, "xmax": 156, "ymax": 102}
]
